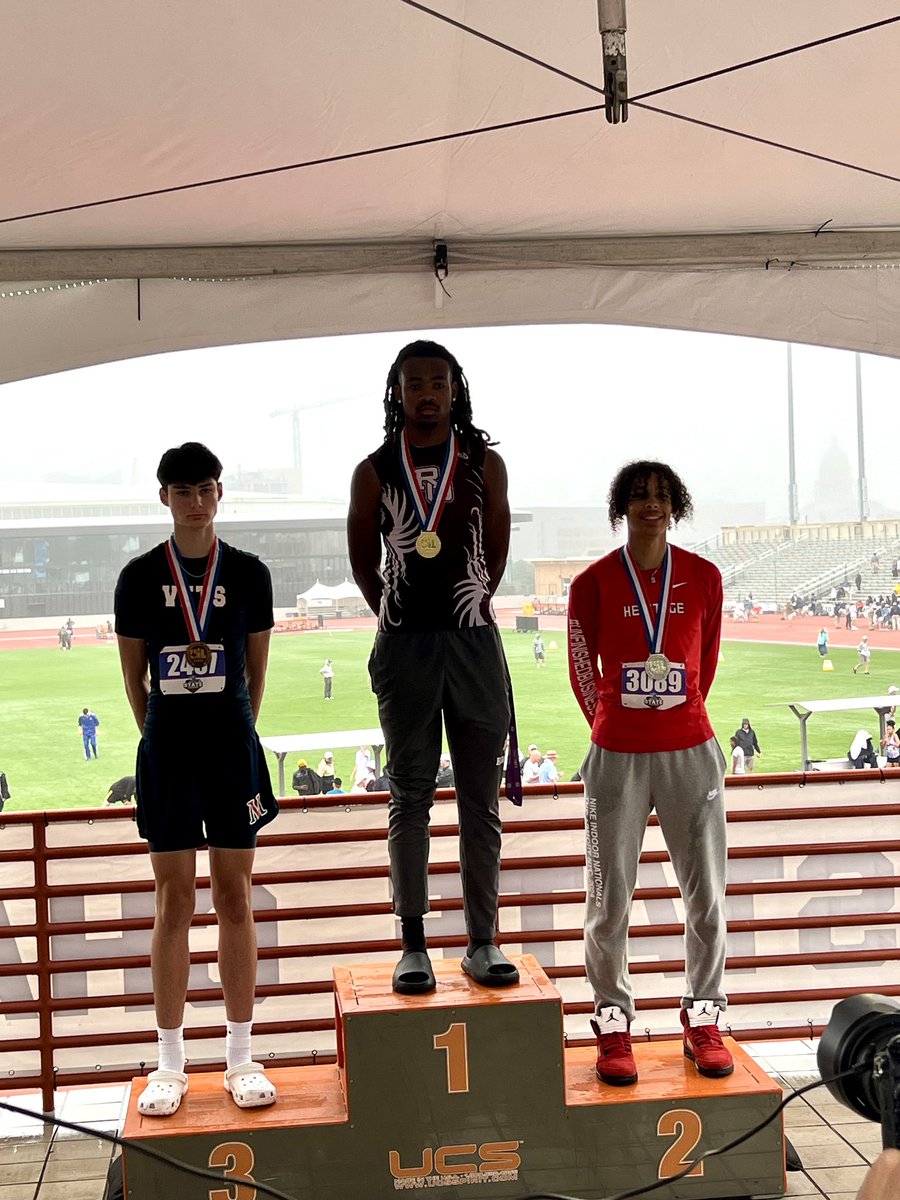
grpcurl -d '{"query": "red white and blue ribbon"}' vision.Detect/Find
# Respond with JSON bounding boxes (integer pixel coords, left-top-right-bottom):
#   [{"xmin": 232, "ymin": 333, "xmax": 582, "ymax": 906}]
[
  {"xmin": 620, "ymin": 545, "xmax": 673, "ymax": 657},
  {"xmin": 164, "ymin": 536, "xmax": 221, "ymax": 643},
  {"xmin": 399, "ymin": 428, "xmax": 458, "ymax": 533}
]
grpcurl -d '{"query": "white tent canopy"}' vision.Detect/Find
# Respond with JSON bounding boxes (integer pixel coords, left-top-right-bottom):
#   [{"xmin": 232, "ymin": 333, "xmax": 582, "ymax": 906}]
[
  {"xmin": 4, "ymin": 1, "xmax": 900, "ymax": 384},
  {"xmin": 296, "ymin": 580, "xmax": 366, "ymax": 612}
]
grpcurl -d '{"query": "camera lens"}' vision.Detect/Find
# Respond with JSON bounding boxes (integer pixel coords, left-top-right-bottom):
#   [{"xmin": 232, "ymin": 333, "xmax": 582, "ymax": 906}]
[{"xmin": 817, "ymin": 994, "xmax": 900, "ymax": 1121}]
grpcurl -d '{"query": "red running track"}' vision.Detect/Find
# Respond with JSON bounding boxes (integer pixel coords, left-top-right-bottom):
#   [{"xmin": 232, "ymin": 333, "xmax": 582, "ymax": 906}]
[{"xmin": 1, "ymin": 611, "xmax": 898, "ymax": 653}]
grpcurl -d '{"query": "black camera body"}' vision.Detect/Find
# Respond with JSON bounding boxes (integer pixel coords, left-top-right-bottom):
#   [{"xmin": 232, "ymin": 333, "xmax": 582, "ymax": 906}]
[{"xmin": 817, "ymin": 994, "xmax": 900, "ymax": 1149}]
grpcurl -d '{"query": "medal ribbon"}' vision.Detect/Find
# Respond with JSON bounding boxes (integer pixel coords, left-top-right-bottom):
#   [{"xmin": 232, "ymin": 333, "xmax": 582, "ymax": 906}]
[
  {"xmin": 621, "ymin": 545, "xmax": 673, "ymax": 657},
  {"xmin": 399, "ymin": 429, "xmax": 458, "ymax": 533},
  {"xmin": 165, "ymin": 536, "xmax": 221, "ymax": 643}
]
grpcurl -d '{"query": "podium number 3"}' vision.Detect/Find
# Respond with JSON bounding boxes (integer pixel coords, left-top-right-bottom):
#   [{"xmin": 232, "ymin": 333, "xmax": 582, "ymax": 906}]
[
  {"xmin": 657, "ymin": 1109, "xmax": 703, "ymax": 1179},
  {"xmin": 208, "ymin": 1141, "xmax": 256, "ymax": 1200},
  {"xmin": 433, "ymin": 1022, "xmax": 470, "ymax": 1093}
]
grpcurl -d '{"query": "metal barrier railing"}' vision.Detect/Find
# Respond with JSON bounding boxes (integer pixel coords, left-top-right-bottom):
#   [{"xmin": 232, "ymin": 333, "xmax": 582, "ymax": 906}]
[{"xmin": 1, "ymin": 773, "xmax": 898, "ymax": 1112}]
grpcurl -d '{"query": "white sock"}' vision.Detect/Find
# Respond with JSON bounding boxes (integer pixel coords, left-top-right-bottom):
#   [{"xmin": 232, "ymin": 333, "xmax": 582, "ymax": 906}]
[
  {"xmin": 157, "ymin": 1025, "xmax": 185, "ymax": 1074},
  {"xmin": 226, "ymin": 1020, "xmax": 253, "ymax": 1070},
  {"xmin": 595, "ymin": 1005, "xmax": 629, "ymax": 1033}
]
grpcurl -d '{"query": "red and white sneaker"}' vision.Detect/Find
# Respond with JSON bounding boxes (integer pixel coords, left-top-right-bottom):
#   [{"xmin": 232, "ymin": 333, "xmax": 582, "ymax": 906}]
[
  {"xmin": 681, "ymin": 1003, "xmax": 734, "ymax": 1078},
  {"xmin": 591, "ymin": 1006, "xmax": 638, "ymax": 1086}
]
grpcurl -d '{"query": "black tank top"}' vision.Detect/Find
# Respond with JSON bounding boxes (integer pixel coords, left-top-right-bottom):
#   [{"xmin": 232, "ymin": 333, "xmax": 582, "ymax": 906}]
[{"xmin": 368, "ymin": 436, "xmax": 495, "ymax": 632}]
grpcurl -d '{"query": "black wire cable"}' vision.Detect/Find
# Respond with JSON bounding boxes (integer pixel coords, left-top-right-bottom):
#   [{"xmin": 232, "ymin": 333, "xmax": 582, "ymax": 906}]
[
  {"xmin": 633, "ymin": 13, "xmax": 900, "ymax": 102},
  {"xmin": 634, "ymin": 100, "xmax": 900, "ymax": 188},
  {"xmin": 0, "ymin": 1098, "xmax": 299, "ymax": 1200},
  {"xmin": 0, "ymin": 103, "xmax": 605, "ymax": 226},
  {"xmin": 516, "ymin": 1066, "xmax": 865, "ymax": 1200},
  {"xmin": 403, "ymin": 0, "xmax": 900, "ymax": 188},
  {"xmin": 2, "ymin": 6, "xmax": 898, "ymax": 226},
  {"xmin": 0, "ymin": 1065, "xmax": 865, "ymax": 1200}
]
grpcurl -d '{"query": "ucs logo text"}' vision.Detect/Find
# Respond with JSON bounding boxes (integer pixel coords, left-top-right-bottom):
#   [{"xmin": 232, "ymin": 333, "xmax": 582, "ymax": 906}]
[{"xmin": 389, "ymin": 1141, "xmax": 521, "ymax": 1178}]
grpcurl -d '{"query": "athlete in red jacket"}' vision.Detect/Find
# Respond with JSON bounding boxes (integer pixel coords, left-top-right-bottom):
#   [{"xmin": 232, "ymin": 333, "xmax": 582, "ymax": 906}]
[{"xmin": 567, "ymin": 460, "xmax": 732, "ymax": 1087}]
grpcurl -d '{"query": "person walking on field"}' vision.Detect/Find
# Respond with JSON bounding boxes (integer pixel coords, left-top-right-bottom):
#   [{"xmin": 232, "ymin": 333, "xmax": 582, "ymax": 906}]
[
  {"xmin": 733, "ymin": 718, "xmax": 762, "ymax": 772},
  {"xmin": 817, "ymin": 628, "xmax": 829, "ymax": 657},
  {"xmin": 114, "ymin": 442, "xmax": 278, "ymax": 1118},
  {"xmin": 78, "ymin": 708, "xmax": 100, "ymax": 760},
  {"xmin": 319, "ymin": 658, "xmax": 334, "ymax": 700},
  {"xmin": 348, "ymin": 339, "xmax": 520, "ymax": 995},
  {"xmin": 533, "ymin": 632, "xmax": 546, "ymax": 667},
  {"xmin": 853, "ymin": 635, "xmax": 872, "ymax": 675},
  {"xmin": 568, "ymin": 460, "xmax": 732, "ymax": 1088}
]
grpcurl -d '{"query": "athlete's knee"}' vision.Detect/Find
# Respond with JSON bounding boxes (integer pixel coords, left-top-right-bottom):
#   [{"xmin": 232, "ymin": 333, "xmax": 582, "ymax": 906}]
[
  {"xmin": 154, "ymin": 880, "xmax": 196, "ymax": 928},
  {"xmin": 211, "ymin": 882, "xmax": 252, "ymax": 925}
]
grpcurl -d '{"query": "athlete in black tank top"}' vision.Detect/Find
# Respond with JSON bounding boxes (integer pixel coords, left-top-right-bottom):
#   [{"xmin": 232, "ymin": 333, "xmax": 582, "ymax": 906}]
[
  {"xmin": 348, "ymin": 341, "xmax": 520, "ymax": 995},
  {"xmin": 367, "ymin": 435, "xmax": 494, "ymax": 631}
]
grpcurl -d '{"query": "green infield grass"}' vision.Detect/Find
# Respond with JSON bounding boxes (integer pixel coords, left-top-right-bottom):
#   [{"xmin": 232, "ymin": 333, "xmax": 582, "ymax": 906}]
[{"xmin": 0, "ymin": 631, "xmax": 895, "ymax": 812}]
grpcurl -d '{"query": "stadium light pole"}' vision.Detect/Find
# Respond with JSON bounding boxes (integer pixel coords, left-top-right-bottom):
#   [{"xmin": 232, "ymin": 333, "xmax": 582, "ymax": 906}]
[
  {"xmin": 856, "ymin": 353, "xmax": 869, "ymax": 522},
  {"xmin": 786, "ymin": 344, "xmax": 799, "ymax": 527}
]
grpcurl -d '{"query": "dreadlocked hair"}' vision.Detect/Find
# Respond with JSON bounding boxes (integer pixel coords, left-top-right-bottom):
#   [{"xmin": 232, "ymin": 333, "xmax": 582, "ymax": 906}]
[{"xmin": 382, "ymin": 340, "xmax": 496, "ymax": 451}]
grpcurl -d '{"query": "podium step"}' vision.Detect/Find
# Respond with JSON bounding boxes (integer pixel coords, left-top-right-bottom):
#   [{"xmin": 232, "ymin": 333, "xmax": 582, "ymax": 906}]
[
  {"xmin": 120, "ymin": 957, "xmax": 785, "ymax": 1198},
  {"xmin": 565, "ymin": 1037, "xmax": 779, "ymax": 1105},
  {"xmin": 122, "ymin": 1062, "xmax": 347, "ymax": 1140}
]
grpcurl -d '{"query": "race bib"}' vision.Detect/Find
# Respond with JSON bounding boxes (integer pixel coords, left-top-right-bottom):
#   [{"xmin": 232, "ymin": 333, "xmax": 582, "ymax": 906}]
[
  {"xmin": 620, "ymin": 661, "xmax": 687, "ymax": 710},
  {"xmin": 159, "ymin": 644, "xmax": 226, "ymax": 695}
]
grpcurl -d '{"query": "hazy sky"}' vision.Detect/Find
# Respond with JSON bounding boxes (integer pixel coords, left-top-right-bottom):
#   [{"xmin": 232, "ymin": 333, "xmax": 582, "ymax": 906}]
[{"xmin": 2, "ymin": 324, "xmax": 897, "ymax": 533}]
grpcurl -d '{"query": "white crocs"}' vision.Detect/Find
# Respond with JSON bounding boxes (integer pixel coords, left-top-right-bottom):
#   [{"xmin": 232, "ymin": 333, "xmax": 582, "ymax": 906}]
[
  {"xmin": 223, "ymin": 1061, "xmax": 276, "ymax": 1109},
  {"xmin": 137, "ymin": 1069, "xmax": 188, "ymax": 1117}
]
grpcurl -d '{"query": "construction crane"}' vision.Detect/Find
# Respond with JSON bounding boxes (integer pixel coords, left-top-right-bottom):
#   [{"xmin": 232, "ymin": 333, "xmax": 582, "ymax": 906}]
[{"xmin": 269, "ymin": 395, "xmax": 367, "ymax": 493}]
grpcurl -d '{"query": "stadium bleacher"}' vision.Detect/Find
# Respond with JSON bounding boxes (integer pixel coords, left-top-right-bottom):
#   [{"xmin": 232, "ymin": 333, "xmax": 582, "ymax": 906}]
[{"xmin": 698, "ymin": 535, "xmax": 900, "ymax": 605}]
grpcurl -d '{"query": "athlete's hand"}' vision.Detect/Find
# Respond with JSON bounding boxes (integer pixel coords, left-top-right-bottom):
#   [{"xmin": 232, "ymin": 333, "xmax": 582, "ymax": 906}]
[{"xmin": 856, "ymin": 1149, "xmax": 900, "ymax": 1200}]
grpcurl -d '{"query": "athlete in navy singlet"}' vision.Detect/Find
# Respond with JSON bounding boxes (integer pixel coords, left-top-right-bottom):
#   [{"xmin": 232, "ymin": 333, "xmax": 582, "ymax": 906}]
[{"xmin": 115, "ymin": 442, "xmax": 277, "ymax": 1117}]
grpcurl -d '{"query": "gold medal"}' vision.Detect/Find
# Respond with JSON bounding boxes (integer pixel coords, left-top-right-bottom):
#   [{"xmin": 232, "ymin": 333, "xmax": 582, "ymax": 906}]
[
  {"xmin": 415, "ymin": 531, "xmax": 441, "ymax": 558},
  {"xmin": 186, "ymin": 640, "xmax": 212, "ymax": 669}
]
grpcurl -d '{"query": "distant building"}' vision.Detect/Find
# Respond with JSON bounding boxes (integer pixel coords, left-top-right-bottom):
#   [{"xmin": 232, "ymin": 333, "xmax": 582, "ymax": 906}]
[
  {"xmin": 0, "ymin": 485, "xmax": 532, "ymax": 620},
  {"xmin": 0, "ymin": 485, "xmax": 350, "ymax": 619}
]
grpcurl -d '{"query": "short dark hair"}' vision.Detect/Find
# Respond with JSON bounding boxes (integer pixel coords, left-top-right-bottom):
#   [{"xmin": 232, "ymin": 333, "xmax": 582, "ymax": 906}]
[
  {"xmin": 157, "ymin": 443, "xmax": 222, "ymax": 487},
  {"xmin": 332, "ymin": 777, "xmax": 342, "ymax": 788},
  {"xmin": 607, "ymin": 460, "xmax": 693, "ymax": 530}
]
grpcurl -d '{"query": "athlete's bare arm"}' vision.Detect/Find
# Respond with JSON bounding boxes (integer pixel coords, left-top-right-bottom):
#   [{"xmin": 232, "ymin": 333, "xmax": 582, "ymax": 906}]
[
  {"xmin": 483, "ymin": 448, "xmax": 511, "ymax": 596},
  {"xmin": 245, "ymin": 630, "xmax": 271, "ymax": 723},
  {"xmin": 857, "ymin": 1150, "xmax": 900, "ymax": 1200},
  {"xmin": 347, "ymin": 459, "xmax": 385, "ymax": 615},
  {"xmin": 117, "ymin": 635, "xmax": 150, "ymax": 733}
]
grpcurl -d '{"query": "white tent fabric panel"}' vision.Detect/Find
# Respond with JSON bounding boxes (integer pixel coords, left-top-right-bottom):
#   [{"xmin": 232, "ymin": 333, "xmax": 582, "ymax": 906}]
[
  {"xmin": 4, "ymin": 263, "xmax": 900, "ymax": 383},
  {"xmin": 3, "ymin": 1, "xmax": 900, "ymax": 380}
]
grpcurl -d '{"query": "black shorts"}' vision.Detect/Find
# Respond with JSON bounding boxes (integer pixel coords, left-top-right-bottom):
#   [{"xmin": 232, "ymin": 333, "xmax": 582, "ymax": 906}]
[{"xmin": 135, "ymin": 712, "xmax": 278, "ymax": 852}]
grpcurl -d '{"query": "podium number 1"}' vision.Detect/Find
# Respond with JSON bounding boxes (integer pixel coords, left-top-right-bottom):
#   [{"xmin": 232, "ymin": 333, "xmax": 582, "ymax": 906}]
[
  {"xmin": 433, "ymin": 1022, "xmax": 470, "ymax": 1093},
  {"xmin": 657, "ymin": 1109, "xmax": 703, "ymax": 1179}
]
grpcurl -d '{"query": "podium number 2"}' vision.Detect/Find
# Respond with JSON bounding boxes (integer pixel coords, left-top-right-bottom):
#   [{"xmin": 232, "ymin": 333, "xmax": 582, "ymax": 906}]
[
  {"xmin": 208, "ymin": 1141, "xmax": 256, "ymax": 1200},
  {"xmin": 657, "ymin": 1109, "xmax": 703, "ymax": 1179},
  {"xmin": 433, "ymin": 1022, "xmax": 470, "ymax": 1093}
]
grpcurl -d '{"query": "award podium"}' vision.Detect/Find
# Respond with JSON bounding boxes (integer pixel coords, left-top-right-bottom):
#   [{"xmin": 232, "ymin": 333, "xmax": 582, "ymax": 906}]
[{"xmin": 121, "ymin": 956, "xmax": 785, "ymax": 1198}]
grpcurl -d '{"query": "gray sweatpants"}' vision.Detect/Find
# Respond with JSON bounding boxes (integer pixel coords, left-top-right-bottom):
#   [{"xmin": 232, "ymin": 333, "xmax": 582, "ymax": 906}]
[
  {"xmin": 581, "ymin": 738, "xmax": 728, "ymax": 1021},
  {"xmin": 368, "ymin": 626, "xmax": 510, "ymax": 941}
]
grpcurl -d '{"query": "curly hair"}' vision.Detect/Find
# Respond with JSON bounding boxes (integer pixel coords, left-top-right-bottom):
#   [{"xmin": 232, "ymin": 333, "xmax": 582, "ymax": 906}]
[
  {"xmin": 607, "ymin": 460, "xmax": 693, "ymax": 531},
  {"xmin": 382, "ymin": 340, "xmax": 495, "ymax": 450}
]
